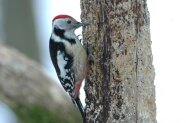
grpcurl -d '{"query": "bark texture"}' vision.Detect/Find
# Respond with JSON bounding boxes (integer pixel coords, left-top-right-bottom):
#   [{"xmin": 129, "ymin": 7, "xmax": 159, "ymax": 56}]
[{"xmin": 81, "ymin": 0, "xmax": 156, "ymax": 123}]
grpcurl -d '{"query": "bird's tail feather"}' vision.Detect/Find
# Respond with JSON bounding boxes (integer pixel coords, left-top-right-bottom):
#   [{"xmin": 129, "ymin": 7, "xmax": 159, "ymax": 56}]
[{"xmin": 72, "ymin": 97, "xmax": 86, "ymax": 123}]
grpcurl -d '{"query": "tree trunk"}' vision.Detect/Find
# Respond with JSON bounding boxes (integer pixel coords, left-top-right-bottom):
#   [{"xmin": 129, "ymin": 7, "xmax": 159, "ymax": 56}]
[
  {"xmin": 0, "ymin": 0, "xmax": 5, "ymax": 42},
  {"xmin": 81, "ymin": 0, "xmax": 156, "ymax": 123},
  {"xmin": 2, "ymin": 0, "xmax": 40, "ymax": 62}
]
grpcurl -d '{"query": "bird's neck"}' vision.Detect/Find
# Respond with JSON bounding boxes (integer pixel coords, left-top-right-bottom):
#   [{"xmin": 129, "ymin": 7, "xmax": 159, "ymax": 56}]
[{"xmin": 52, "ymin": 27, "xmax": 79, "ymax": 44}]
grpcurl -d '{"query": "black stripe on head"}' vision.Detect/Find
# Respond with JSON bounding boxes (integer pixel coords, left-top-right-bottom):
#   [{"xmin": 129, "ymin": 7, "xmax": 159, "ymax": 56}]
[{"xmin": 53, "ymin": 27, "xmax": 76, "ymax": 44}]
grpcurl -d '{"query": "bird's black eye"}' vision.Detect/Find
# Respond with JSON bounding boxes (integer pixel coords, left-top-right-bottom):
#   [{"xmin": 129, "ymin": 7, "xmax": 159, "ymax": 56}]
[{"xmin": 67, "ymin": 20, "xmax": 71, "ymax": 24}]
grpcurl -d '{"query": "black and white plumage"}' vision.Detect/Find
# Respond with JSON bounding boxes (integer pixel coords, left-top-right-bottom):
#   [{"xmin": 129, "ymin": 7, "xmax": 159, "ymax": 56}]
[{"xmin": 49, "ymin": 15, "xmax": 88, "ymax": 123}]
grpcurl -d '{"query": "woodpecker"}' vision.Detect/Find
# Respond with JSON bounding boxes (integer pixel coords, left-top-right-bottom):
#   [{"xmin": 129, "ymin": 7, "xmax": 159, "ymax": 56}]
[{"xmin": 49, "ymin": 15, "xmax": 88, "ymax": 122}]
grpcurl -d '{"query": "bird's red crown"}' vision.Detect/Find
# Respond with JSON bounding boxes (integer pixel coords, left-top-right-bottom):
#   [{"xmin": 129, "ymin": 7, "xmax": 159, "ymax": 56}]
[{"xmin": 52, "ymin": 15, "xmax": 73, "ymax": 22}]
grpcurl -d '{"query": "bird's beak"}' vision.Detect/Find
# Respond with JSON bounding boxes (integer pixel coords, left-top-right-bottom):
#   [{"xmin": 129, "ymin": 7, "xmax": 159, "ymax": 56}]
[{"xmin": 76, "ymin": 22, "xmax": 89, "ymax": 28}]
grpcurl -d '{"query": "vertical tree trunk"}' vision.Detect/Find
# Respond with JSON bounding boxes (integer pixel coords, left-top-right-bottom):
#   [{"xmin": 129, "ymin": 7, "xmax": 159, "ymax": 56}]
[
  {"xmin": 2, "ymin": 0, "xmax": 40, "ymax": 62},
  {"xmin": 81, "ymin": 0, "xmax": 156, "ymax": 123},
  {"xmin": 0, "ymin": 0, "xmax": 5, "ymax": 42}
]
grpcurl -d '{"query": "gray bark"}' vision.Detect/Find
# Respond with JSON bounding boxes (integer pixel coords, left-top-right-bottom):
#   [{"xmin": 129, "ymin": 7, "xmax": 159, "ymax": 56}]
[{"xmin": 81, "ymin": 0, "xmax": 156, "ymax": 123}]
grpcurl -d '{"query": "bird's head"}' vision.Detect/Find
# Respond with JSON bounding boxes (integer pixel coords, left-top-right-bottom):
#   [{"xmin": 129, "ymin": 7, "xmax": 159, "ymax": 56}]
[{"xmin": 52, "ymin": 14, "xmax": 88, "ymax": 31}]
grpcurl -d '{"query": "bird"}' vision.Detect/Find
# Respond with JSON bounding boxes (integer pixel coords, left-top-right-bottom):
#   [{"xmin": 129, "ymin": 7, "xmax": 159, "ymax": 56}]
[{"xmin": 49, "ymin": 14, "xmax": 88, "ymax": 123}]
